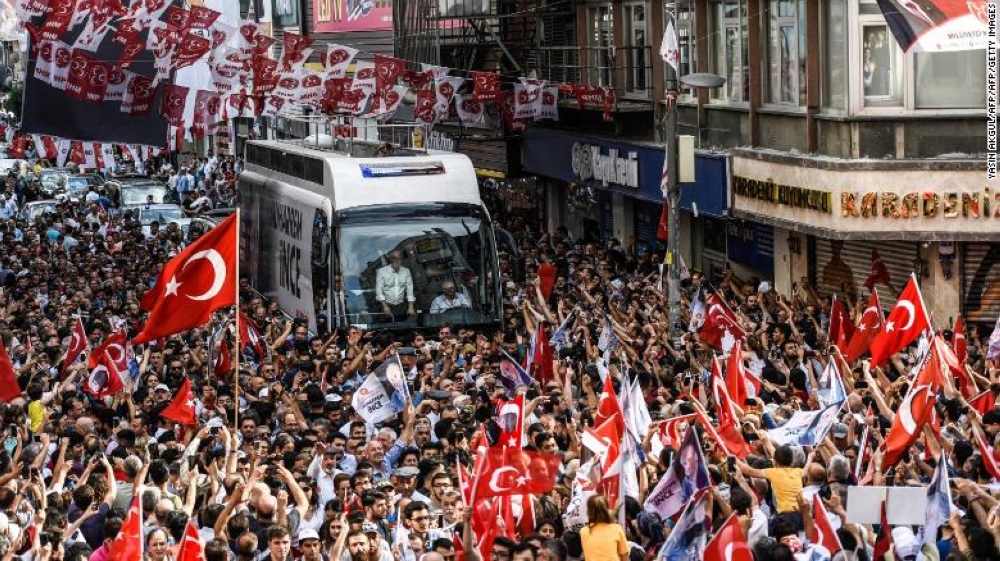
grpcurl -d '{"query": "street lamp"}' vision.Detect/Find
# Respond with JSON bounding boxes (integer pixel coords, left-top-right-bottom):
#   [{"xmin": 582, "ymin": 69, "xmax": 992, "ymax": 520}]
[{"xmin": 664, "ymin": 70, "xmax": 725, "ymax": 341}]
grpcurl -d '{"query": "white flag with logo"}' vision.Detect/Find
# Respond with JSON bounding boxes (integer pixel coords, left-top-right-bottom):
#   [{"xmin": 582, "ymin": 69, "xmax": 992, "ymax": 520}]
[{"xmin": 659, "ymin": 19, "xmax": 680, "ymax": 73}]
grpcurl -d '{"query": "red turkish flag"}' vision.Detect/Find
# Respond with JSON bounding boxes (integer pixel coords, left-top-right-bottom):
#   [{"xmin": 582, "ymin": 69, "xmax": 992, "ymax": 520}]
[
  {"xmin": 953, "ymin": 315, "xmax": 968, "ymax": 365},
  {"xmin": 829, "ymin": 295, "xmax": 855, "ymax": 350},
  {"xmin": 107, "ymin": 498, "xmax": 143, "ymax": 561},
  {"xmin": 0, "ymin": 340, "xmax": 22, "ymax": 403},
  {"xmin": 62, "ymin": 317, "xmax": 90, "ymax": 376},
  {"xmin": 704, "ymin": 514, "xmax": 753, "ymax": 561},
  {"xmin": 84, "ymin": 352, "xmax": 125, "ymax": 401},
  {"xmin": 471, "ymin": 70, "xmax": 500, "ymax": 102},
  {"xmin": 811, "ymin": 495, "xmax": 843, "ymax": 555},
  {"xmin": 864, "ymin": 248, "xmax": 892, "ymax": 291},
  {"xmin": 88, "ymin": 331, "xmax": 128, "ymax": 371},
  {"xmin": 700, "ymin": 293, "xmax": 747, "ymax": 351},
  {"xmin": 725, "ymin": 339, "xmax": 749, "ymax": 406},
  {"xmin": 594, "ymin": 374, "xmax": 625, "ymax": 435},
  {"xmin": 159, "ymin": 84, "xmax": 190, "ymax": 127},
  {"xmin": 970, "ymin": 390, "xmax": 996, "ymax": 415},
  {"xmin": 709, "ymin": 358, "xmax": 749, "ymax": 458},
  {"xmin": 869, "ymin": 276, "xmax": 929, "ymax": 366},
  {"xmin": 537, "ymin": 263, "xmax": 557, "ymax": 300},
  {"xmin": 495, "ymin": 395, "xmax": 524, "ymax": 449},
  {"xmin": 472, "ymin": 447, "xmax": 561, "ymax": 500},
  {"xmin": 883, "ymin": 339, "xmax": 943, "ymax": 468},
  {"xmin": 161, "ymin": 377, "xmax": 197, "ymax": 426},
  {"xmin": 133, "ymin": 214, "xmax": 237, "ymax": 344},
  {"xmin": 238, "ymin": 312, "xmax": 264, "ymax": 357},
  {"xmin": 845, "ymin": 289, "xmax": 884, "ymax": 362},
  {"xmin": 175, "ymin": 520, "xmax": 205, "ymax": 561},
  {"xmin": 974, "ymin": 427, "xmax": 1000, "ymax": 481}
]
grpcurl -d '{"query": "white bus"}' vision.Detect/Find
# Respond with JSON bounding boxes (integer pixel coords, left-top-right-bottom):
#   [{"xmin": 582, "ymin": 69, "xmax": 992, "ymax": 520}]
[{"xmin": 239, "ymin": 117, "xmax": 503, "ymax": 333}]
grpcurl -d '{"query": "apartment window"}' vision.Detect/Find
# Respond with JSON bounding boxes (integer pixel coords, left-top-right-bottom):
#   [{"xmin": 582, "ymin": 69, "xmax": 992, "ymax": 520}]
[
  {"xmin": 588, "ymin": 5, "xmax": 614, "ymax": 87},
  {"xmin": 766, "ymin": 0, "xmax": 805, "ymax": 104},
  {"xmin": 914, "ymin": 50, "xmax": 986, "ymax": 108},
  {"xmin": 710, "ymin": 0, "xmax": 748, "ymax": 102},
  {"xmin": 860, "ymin": 24, "xmax": 903, "ymax": 107},
  {"xmin": 821, "ymin": 0, "xmax": 847, "ymax": 109},
  {"xmin": 623, "ymin": 2, "xmax": 651, "ymax": 97},
  {"xmin": 664, "ymin": 0, "xmax": 697, "ymax": 83}
]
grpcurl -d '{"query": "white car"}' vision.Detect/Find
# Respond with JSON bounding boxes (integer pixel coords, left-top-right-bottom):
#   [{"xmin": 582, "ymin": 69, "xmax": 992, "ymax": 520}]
[{"xmin": 0, "ymin": 159, "xmax": 20, "ymax": 175}]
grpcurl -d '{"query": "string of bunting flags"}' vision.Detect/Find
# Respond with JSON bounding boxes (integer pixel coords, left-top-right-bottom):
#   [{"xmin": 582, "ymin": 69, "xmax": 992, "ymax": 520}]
[{"xmin": 11, "ymin": 0, "xmax": 623, "ymax": 148}]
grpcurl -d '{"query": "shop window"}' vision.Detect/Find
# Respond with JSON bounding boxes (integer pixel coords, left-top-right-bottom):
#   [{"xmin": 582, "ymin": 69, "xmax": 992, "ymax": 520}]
[
  {"xmin": 821, "ymin": 0, "xmax": 847, "ymax": 109},
  {"xmin": 915, "ymin": 50, "xmax": 986, "ymax": 109},
  {"xmin": 710, "ymin": 0, "xmax": 748, "ymax": 102},
  {"xmin": 623, "ymin": 2, "xmax": 651, "ymax": 98},
  {"xmin": 766, "ymin": 0, "xmax": 806, "ymax": 105},
  {"xmin": 861, "ymin": 23, "xmax": 903, "ymax": 107},
  {"xmin": 587, "ymin": 5, "xmax": 614, "ymax": 87},
  {"xmin": 664, "ymin": 0, "xmax": 697, "ymax": 90}
]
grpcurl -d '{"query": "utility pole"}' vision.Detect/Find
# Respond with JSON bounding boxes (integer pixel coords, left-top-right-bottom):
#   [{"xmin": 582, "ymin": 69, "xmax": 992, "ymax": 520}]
[{"xmin": 664, "ymin": 85, "xmax": 682, "ymax": 342}]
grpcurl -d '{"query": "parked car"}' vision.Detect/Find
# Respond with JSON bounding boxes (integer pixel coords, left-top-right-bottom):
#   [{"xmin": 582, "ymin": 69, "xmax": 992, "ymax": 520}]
[
  {"xmin": 18, "ymin": 200, "xmax": 61, "ymax": 223},
  {"xmin": 58, "ymin": 173, "xmax": 105, "ymax": 202},
  {"xmin": 104, "ymin": 178, "xmax": 173, "ymax": 212},
  {"xmin": 39, "ymin": 167, "xmax": 73, "ymax": 197}
]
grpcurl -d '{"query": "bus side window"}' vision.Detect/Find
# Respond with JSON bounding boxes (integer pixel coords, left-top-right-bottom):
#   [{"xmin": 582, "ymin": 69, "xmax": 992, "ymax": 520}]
[{"xmin": 312, "ymin": 210, "xmax": 330, "ymax": 333}]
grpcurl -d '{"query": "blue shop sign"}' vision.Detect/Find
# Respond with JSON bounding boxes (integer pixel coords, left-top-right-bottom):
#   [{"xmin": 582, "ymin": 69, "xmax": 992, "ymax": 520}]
[
  {"xmin": 522, "ymin": 128, "xmax": 728, "ymax": 214},
  {"xmin": 727, "ymin": 219, "xmax": 775, "ymax": 273}
]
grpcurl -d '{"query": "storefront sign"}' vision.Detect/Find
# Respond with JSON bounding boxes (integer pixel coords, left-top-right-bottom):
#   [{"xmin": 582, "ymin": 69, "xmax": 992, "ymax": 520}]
[
  {"xmin": 571, "ymin": 142, "xmax": 639, "ymax": 189},
  {"xmin": 273, "ymin": 0, "xmax": 300, "ymax": 27},
  {"xmin": 312, "ymin": 0, "xmax": 392, "ymax": 32},
  {"xmin": 733, "ymin": 176, "xmax": 833, "ymax": 213},
  {"xmin": 732, "ymin": 154, "xmax": 991, "ymax": 238}
]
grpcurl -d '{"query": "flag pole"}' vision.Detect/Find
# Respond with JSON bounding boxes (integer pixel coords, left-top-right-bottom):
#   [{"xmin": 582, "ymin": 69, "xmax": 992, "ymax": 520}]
[{"xmin": 233, "ymin": 208, "xmax": 241, "ymax": 435}]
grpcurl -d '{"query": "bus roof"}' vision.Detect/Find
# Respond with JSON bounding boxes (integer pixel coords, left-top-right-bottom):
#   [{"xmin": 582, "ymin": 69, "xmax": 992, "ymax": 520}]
[{"xmin": 245, "ymin": 139, "xmax": 483, "ymax": 212}]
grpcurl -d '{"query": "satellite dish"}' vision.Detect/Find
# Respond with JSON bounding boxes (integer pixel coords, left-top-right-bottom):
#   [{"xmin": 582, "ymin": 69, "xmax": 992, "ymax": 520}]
[{"xmin": 679, "ymin": 73, "xmax": 726, "ymax": 89}]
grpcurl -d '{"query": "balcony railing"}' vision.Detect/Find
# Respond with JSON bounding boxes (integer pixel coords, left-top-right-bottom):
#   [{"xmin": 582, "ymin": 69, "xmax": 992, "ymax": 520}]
[{"xmin": 537, "ymin": 45, "xmax": 653, "ymax": 100}]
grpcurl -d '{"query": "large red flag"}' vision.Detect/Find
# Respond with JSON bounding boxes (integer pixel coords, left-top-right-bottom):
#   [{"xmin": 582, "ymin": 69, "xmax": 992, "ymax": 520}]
[
  {"xmin": 700, "ymin": 293, "xmax": 746, "ymax": 351},
  {"xmin": 0, "ymin": 340, "xmax": 22, "ymax": 403},
  {"xmin": 238, "ymin": 311, "xmax": 264, "ymax": 357},
  {"xmin": 63, "ymin": 317, "xmax": 90, "ymax": 375},
  {"xmin": 864, "ymin": 248, "xmax": 892, "ymax": 291},
  {"xmin": 709, "ymin": 359, "xmax": 750, "ymax": 458},
  {"xmin": 472, "ymin": 447, "xmax": 561, "ymax": 500},
  {"xmin": 175, "ymin": 520, "xmax": 205, "ymax": 561},
  {"xmin": 537, "ymin": 263, "xmax": 557, "ymax": 300},
  {"xmin": 161, "ymin": 378, "xmax": 197, "ymax": 426},
  {"xmin": 811, "ymin": 495, "xmax": 843, "ymax": 556},
  {"xmin": 953, "ymin": 315, "xmax": 968, "ymax": 365},
  {"xmin": 704, "ymin": 514, "xmax": 753, "ymax": 561},
  {"xmin": 656, "ymin": 202, "xmax": 669, "ymax": 243},
  {"xmin": 829, "ymin": 295, "xmax": 855, "ymax": 350},
  {"xmin": 108, "ymin": 497, "xmax": 143, "ymax": 561},
  {"xmin": 594, "ymin": 374, "xmax": 625, "ymax": 435},
  {"xmin": 725, "ymin": 340, "xmax": 749, "ymax": 407},
  {"xmin": 845, "ymin": 289, "xmax": 884, "ymax": 362},
  {"xmin": 869, "ymin": 276, "xmax": 929, "ymax": 365},
  {"xmin": 883, "ymin": 340, "xmax": 943, "ymax": 468},
  {"xmin": 212, "ymin": 336, "xmax": 232, "ymax": 378},
  {"xmin": 133, "ymin": 214, "xmax": 237, "ymax": 344}
]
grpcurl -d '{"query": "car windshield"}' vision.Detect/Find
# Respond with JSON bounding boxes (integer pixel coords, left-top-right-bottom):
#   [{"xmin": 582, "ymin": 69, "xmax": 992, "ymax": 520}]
[
  {"xmin": 338, "ymin": 216, "xmax": 498, "ymax": 328},
  {"xmin": 121, "ymin": 184, "xmax": 169, "ymax": 205},
  {"xmin": 65, "ymin": 177, "xmax": 90, "ymax": 193},
  {"xmin": 24, "ymin": 203, "xmax": 58, "ymax": 222},
  {"xmin": 141, "ymin": 208, "xmax": 185, "ymax": 226}
]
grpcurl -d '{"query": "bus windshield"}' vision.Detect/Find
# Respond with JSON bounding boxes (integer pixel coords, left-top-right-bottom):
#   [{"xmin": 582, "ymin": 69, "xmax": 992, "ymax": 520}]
[{"xmin": 337, "ymin": 215, "xmax": 499, "ymax": 328}]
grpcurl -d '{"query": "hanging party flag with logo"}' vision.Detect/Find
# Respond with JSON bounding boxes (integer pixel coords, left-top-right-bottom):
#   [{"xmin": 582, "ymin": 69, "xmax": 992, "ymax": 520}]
[{"xmin": 876, "ymin": 0, "xmax": 988, "ymax": 53}]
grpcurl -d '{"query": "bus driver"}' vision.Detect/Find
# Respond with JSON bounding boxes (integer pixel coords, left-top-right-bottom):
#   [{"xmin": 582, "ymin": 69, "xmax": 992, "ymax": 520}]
[
  {"xmin": 375, "ymin": 251, "xmax": 416, "ymax": 320},
  {"xmin": 430, "ymin": 281, "xmax": 472, "ymax": 314}
]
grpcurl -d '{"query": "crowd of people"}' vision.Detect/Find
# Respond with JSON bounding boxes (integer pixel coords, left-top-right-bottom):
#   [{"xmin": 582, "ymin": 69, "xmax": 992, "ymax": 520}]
[{"xmin": 0, "ymin": 147, "xmax": 998, "ymax": 561}]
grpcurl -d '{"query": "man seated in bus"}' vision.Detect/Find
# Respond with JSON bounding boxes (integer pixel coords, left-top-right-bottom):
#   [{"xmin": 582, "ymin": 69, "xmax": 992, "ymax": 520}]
[
  {"xmin": 429, "ymin": 281, "xmax": 472, "ymax": 314},
  {"xmin": 375, "ymin": 251, "xmax": 416, "ymax": 320}
]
